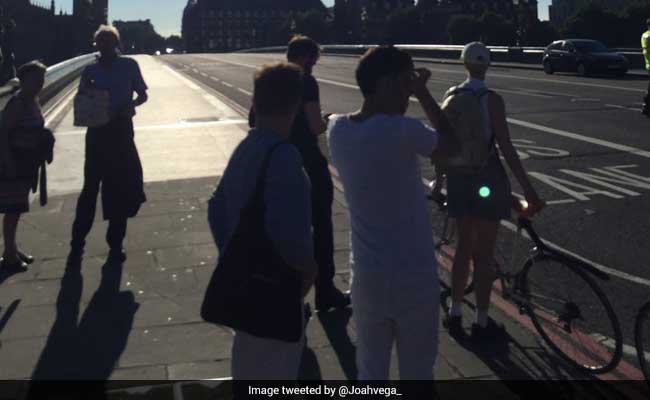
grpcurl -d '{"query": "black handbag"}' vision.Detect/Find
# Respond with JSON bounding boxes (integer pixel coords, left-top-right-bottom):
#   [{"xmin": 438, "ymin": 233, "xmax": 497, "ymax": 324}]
[{"xmin": 201, "ymin": 141, "xmax": 304, "ymax": 342}]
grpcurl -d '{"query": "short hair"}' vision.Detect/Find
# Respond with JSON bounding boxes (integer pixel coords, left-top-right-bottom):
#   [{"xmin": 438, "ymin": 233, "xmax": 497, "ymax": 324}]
[
  {"xmin": 253, "ymin": 63, "xmax": 303, "ymax": 117},
  {"xmin": 17, "ymin": 61, "xmax": 47, "ymax": 81},
  {"xmin": 94, "ymin": 24, "xmax": 120, "ymax": 41},
  {"xmin": 287, "ymin": 35, "xmax": 320, "ymax": 62},
  {"xmin": 356, "ymin": 46, "xmax": 414, "ymax": 98}
]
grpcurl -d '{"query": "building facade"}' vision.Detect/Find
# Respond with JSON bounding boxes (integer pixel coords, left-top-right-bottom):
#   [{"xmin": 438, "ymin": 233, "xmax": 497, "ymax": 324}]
[{"xmin": 182, "ymin": 0, "xmax": 326, "ymax": 52}]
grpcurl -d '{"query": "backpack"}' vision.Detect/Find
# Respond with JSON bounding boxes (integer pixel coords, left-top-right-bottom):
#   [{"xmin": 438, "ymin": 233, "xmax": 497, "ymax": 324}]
[{"xmin": 439, "ymin": 86, "xmax": 494, "ymax": 174}]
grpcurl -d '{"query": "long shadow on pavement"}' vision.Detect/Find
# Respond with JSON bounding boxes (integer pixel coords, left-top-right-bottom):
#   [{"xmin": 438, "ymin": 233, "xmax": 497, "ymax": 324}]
[
  {"xmin": 447, "ymin": 315, "xmax": 643, "ymax": 400},
  {"xmin": 25, "ymin": 256, "xmax": 139, "ymax": 399}
]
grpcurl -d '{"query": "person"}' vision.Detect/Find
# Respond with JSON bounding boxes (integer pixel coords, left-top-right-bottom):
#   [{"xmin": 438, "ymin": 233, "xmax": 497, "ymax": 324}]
[
  {"xmin": 208, "ymin": 63, "xmax": 318, "ymax": 380},
  {"xmin": 642, "ymin": 17, "xmax": 650, "ymax": 117},
  {"xmin": 250, "ymin": 35, "xmax": 349, "ymax": 312},
  {"xmin": 444, "ymin": 42, "xmax": 545, "ymax": 340},
  {"xmin": 0, "ymin": 19, "xmax": 16, "ymax": 85},
  {"xmin": 0, "ymin": 61, "xmax": 47, "ymax": 269},
  {"xmin": 327, "ymin": 46, "xmax": 459, "ymax": 380},
  {"xmin": 69, "ymin": 25, "xmax": 148, "ymax": 264}
]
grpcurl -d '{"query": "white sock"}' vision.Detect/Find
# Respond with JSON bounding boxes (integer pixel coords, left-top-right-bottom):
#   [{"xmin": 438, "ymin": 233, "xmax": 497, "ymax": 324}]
[
  {"xmin": 475, "ymin": 310, "xmax": 489, "ymax": 328},
  {"xmin": 448, "ymin": 298, "xmax": 463, "ymax": 318}
]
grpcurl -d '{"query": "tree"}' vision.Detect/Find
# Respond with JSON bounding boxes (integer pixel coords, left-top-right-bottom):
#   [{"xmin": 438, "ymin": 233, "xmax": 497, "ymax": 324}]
[
  {"xmin": 384, "ymin": 6, "xmax": 422, "ymax": 44},
  {"xmin": 479, "ymin": 11, "xmax": 517, "ymax": 46},
  {"xmin": 526, "ymin": 21, "xmax": 560, "ymax": 46},
  {"xmin": 620, "ymin": 0, "xmax": 650, "ymax": 47},
  {"xmin": 447, "ymin": 14, "xmax": 481, "ymax": 45},
  {"xmin": 292, "ymin": 9, "xmax": 330, "ymax": 43},
  {"xmin": 165, "ymin": 35, "xmax": 184, "ymax": 53},
  {"xmin": 561, "ymin": 3, "xmax": 623, "ymax": 46}
]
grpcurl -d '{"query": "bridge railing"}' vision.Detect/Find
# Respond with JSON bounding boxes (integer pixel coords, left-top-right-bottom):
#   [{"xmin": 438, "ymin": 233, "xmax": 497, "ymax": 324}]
[
  {"xmin": 0, "ymin": 53, "xmax": 98, "ymax": 114},
  {"xmin": 236, "ymin": 44, "xmax": 644, "ymax": 69}
]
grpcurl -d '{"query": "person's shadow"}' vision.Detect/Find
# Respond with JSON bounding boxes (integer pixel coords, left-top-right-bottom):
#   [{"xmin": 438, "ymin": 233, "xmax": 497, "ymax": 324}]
[
  {"xmin": 26, "ymin": 256, "xmax": 139, "ymax": 399},
  {"xmin": 298, "ymin": 307, "xmax": 356, "ymax": 381},
  {"xmin": 0, "ymin": 262, "xmax": 28, "ymax": 286}
]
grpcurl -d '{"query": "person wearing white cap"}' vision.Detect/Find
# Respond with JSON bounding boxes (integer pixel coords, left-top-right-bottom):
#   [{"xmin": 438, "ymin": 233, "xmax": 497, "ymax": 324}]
[{"xmin": 443, "ymin": 42, "xmax": 545, "ymax": 340}]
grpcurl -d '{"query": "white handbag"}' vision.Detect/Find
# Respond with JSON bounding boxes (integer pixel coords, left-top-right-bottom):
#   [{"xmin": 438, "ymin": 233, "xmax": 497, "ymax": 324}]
[{"xmin": 73, "ymin": 88, "xmax": 111, "ymax": 128}]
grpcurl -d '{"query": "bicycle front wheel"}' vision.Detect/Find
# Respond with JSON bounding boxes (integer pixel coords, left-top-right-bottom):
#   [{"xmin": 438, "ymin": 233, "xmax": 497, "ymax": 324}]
[
  {"xmin": 522, "ymin": 253, "xmax": 623, "ymax": 374},
  {"xmin": 635, "ymin": 301, "xmax": 650, "ymax": 381}
]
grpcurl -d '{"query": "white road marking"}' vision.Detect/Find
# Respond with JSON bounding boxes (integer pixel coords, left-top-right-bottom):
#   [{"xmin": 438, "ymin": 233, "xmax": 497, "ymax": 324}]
[
  {"xmin": 162, "ymin": 65, "xmax": 241, "ymax": 118},
  {"xmin": 237, "ymin": 88, "xmax": 252, "ymax": 96},
  {"xmin": 222, "ymin": 82, "xmax": 234, "ymax": 88},
  {"xmin": 494, "ymin": 87, "xmax": 553, "ymax": 99},
  {"xmin": 163, "ymin": 65, "xmax": 200, "ymax": 90},
  {"xmin": 513, "ymin": 88, "xmax": 581, "ymax": 98},
  {"xmin": 212, "ymin": 53, "xmax": 646, "ymax": 93},
  {"xmin": 591, "ymin": 333, "xmax": 645, "ymax": 359},
  {"xmin": 200, "ymin": 72, "xmax": 208, "ymax": 77},
  {"xmin": 200, "ymin": 59, "xmax": 650, "ymax": 161},
  {"xmin": 500, "ymin": 219, "xmax": 650, "ymax": 287},
  {"xmin": 605, "ymin": 104, "xmax": 643, "ymax": 112},
  {"xmin": 210, "ymin": 76, "xmax": 220, "ymax": 82},
  {"xmin": 420, "ymin": 177, "xmax": 650, "ymax": 287},
  {"xmin": 506, "ymin": 118, "xmax": 650, "ymax": 159},
  {"xmin": 55, "ymin": 119, "xmax": 248, "ymax": 136},
  {"xmin": 546, "ymin": 199, "xmax": 577, "ymax": 205},
  {"xmin": 422, "ymin": 65, "xmax": 646, "ymax": 93}
]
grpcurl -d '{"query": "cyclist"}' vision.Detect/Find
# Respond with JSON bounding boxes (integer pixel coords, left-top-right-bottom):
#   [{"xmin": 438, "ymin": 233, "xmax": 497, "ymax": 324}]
[{"xmin": 444, "ymin": 42, "xmax": 545, "ymax": 340}]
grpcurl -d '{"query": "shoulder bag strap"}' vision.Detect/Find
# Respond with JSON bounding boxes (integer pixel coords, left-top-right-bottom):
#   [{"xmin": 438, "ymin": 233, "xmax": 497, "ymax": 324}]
[{"xmin": 247, "ymin": 141, "xmax": 287, "ymax": 209}]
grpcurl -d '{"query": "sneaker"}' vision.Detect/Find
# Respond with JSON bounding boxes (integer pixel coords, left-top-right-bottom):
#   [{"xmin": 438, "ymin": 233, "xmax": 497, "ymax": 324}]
[
  {"xmin": 443, "ymin": 315, "xmax": 463, "ymax": 339},
  {"xmin": 470, "ymin": 319, "xmax": 506, "ymax": 343},
  {"xmin": 315, "ymin": 287, "xmax": 351, "ymax": 312}
]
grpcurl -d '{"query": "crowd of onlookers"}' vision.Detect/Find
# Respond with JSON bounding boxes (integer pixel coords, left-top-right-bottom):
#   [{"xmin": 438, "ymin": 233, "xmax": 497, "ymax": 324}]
[{"xmin": 1, "ymin": 24, "xmax": 549, "ymax": 391}]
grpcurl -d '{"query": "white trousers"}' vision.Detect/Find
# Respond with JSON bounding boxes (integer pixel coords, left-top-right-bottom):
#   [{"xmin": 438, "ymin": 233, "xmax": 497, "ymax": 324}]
[
  {"xmin": 231, "ymin": 325, "xmax": 305, "ymax": 380},
  {"xmin": 351, "ymin": 267, "xmax": 440, "ymax": 380}
]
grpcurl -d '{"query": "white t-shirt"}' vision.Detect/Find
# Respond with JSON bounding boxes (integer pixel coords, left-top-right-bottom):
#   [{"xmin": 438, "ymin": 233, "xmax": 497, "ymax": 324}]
[{"xmin": 327, "ymin": 114, "xmax": 439, "ymax": 272}]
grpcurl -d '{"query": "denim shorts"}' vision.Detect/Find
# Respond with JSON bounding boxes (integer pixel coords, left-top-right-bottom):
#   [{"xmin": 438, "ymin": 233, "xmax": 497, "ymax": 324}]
[{"xmin": 446, "ymin": 155, "xmax": 512, "ymax": 221}]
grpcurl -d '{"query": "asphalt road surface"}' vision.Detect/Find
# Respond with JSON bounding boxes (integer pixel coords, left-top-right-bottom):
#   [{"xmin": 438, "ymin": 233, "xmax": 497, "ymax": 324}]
[{"xmin": 160, "ymin": 53, "xmax": 650, "ymax": 362}]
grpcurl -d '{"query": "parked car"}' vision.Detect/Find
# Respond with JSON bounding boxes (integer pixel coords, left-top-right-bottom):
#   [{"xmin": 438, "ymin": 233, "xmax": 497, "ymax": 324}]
[{"xmin": 543, "ymin": 39, "xmax": 629, "ymax": 77}]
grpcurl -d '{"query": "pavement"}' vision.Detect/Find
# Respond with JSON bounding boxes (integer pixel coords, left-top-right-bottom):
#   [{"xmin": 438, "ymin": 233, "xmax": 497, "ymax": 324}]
[{"xmin": 1, "ymin": 55, "xmax": 650, "ymax": 399}]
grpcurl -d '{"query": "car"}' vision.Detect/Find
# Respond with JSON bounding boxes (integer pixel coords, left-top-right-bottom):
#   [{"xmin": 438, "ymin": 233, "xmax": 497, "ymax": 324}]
[{"xmin": 542, "ymin": 39, "xmax": 629, "ymax": 77}]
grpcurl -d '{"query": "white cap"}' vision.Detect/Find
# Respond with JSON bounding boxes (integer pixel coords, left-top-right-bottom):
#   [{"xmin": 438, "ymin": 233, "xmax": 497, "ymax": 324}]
[{"xmin": 461, "ymin": 42, "xmax": 490, "ymax": 66}]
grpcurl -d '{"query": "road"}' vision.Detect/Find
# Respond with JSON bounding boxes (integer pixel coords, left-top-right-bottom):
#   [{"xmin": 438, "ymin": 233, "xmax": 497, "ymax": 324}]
[{"xmin": 159, "ymin": 52, "xmax": 650, "ymax": 361}]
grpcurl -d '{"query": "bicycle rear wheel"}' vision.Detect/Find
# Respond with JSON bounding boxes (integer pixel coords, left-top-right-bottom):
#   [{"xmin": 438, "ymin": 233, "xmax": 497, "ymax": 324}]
[
  {"xmin": 635, "ymin": 301, "xmax": 650, "ymax": 381},
  {"xmin": 522, "ymin": 253, "xmax": 623, "ymax": 374}
]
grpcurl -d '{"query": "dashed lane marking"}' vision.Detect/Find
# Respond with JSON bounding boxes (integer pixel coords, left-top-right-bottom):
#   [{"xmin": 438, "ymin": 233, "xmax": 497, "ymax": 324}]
[
  {"xmin": 211, "ymin": 54, "xmax": 647, "ymax": 94},
  {"xmin": 210, "ymin": 76, "xmax": 220, "ymax": 82},
  {"xmin": 605, "ymin": 104, "xmax": 643, "ymax": 112},
  {"xmin": 237, "ymin": 88, "xmax": 252, "ymax": 96},
  {"xmin": 222, "ymin": 82, "xmax": 234, "ymax": 88}
]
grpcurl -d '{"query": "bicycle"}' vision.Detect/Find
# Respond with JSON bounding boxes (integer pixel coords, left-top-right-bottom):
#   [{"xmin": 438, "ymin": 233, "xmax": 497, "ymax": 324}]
[
  {"xmin": 431, "ymin": 190, "xmax": 624, "ymax": 375},
  {"xmin": 635, "ymin": 300, "xmax": 650, "ymax": 381}
]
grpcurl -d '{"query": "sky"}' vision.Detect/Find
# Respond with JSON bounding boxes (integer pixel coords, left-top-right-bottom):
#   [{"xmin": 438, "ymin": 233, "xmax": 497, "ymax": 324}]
[{"xmin": 53, "ymin": 0, "xmax": 550, "ymax": 38}]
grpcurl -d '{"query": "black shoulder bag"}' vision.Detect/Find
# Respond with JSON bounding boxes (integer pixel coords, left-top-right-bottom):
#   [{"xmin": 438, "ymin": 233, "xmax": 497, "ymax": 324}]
[{"xmin": 201, "ymin": 142, "xmax": 303, "ymax": 342}]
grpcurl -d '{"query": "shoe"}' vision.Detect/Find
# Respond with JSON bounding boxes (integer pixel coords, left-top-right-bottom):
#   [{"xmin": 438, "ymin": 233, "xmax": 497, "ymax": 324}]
[
  {"xmin": 443, "ymin": 315, "xmax": 464, "ymax": 339},
  {"xmin": 0, "ymin": 257, "xmax": 29, "ymax": 270},
  {"xmin": 315, "ymin": 287, "xmax": 351, "ymax": 312},
  {"xmin": 470, "ymin": 319, "xmax": 506, "ymax": 343},
  {"xmin": 108, "ymin": 249, "xmax": 127, "ymax": 263},
  {"xmin": 17, "ymin": 251, "xmax": 35, "ymax": 265},
  {"xmin": 427, "ymin": 191, "xmax": 447, "ymax": 208}
]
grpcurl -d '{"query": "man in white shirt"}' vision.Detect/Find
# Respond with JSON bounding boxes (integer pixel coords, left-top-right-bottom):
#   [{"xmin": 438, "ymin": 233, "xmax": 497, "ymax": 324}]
[{"xmin": 327, "ymin": 46, "xmax": 459, "ymax": 381}]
